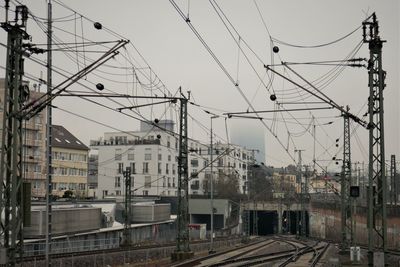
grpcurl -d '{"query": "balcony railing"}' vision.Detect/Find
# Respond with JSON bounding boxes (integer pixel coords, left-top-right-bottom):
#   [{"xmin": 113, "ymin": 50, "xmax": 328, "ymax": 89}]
[
  {"xmin": 24, "ymin": 139, "xmax": 42, "ymax": 147},
  {"xmin": 25, "ymin": 155, "xmax": 41, "ymax": 162}
]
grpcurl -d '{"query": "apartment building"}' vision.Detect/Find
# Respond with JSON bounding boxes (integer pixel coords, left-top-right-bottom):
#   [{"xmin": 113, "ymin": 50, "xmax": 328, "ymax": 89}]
[
  {"xmin": 91, "ymin": 120, "xmax": 179, "ymax": 198},
  {"xmin": 0, "ymin": 78, "xmax": 47, "ymax": 198},
  {"xmin": 51, "ymin": 125, "xmax": 89, "ymax": 198},
  {"xmin": 91, "ymin": 120, "xmax": 253, "ymax": 198},
  {"xmin": 188, "ymin": 141, "xmax": 252, "ymax": 195}
]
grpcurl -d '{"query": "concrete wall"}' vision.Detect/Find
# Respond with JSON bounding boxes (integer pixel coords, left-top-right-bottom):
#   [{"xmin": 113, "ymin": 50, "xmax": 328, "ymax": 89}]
[
  {"xmin": 24, "ymin": 207, "xmax": 102, "ymax": 237},
  {"xmin": 309, "ymin": 201, "xmax": 400, "ymax": 249},
  {"xmin": 131, "ymin": 204, "xmax": 171, "ymax": 222}
]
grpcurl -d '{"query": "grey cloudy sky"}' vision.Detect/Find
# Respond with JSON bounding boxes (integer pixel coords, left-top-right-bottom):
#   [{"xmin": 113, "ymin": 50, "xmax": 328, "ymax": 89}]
[{"xmin": 1, "ymin": 0, "xmax": 399, "ymax": 171}]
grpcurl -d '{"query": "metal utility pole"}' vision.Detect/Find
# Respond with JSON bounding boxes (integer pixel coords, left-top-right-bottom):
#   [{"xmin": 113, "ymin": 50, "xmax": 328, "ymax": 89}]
[
  {"xmin": 209, "ymin": 115, "xmax": 218, "ymax": 254},
  {"xmin": 341, "ymin": 109, "xmax": 353, "ymax": 252},
  {"xmin": 172, "ymin": 91, "xmax": 193, "ymax": 260},
  {"xmin": 123, "ymin": 167, "xmax": 132, "ymax": 246},
  {"xmin": 0, "ymin": 5, "xmax": 29, "ymax": 266},
  {"xmin": 295, "ymin": 149, "xmax": 304, "ymax": 237},
  {"xmin": 312, "ymin": 116, "xmax": 316, "ymax": 173},
  {"xmin": 363, "ymin": 13, "xmax": 387, "ymax": 266},
  {"xmin": 45, "ymin": 1, "xmax": 53, "ymax": 266},
  {"xmin": 390, "ymin": 155, "xmax": 396, "ymax": 205},
  {"xmin": 252, "ymin": 199, "xmax": 258, "ymax": 236},
  {"xmin": 301, "ymin": 166, "xmax": 309, "ymax": 237}
]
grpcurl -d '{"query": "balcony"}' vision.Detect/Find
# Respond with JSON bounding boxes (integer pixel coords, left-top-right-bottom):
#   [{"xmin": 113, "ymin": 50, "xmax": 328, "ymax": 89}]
[
  {"xmin": 24, "ymin": 171, "xmax": 42, "ymax": 180},
  {"xmin": 24, "ymin": 121, "xmax": 42, "ymax": 130},
  {"xmin": 25, "ymin": 155, "xmax": 41, "ymax": 163},
  {"xmin": 90, "ymin": 139, "xmax": 161, "ymax": 147},
  {"xmin": 24, "ymin": 139, "xmax": 42, "ymax": 147}
]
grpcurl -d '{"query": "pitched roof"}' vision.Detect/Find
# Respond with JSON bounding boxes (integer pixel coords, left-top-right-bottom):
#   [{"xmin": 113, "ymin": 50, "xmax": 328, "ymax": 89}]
[{"xmin": 52, "ymin": 125, "xmax": 89, "ymax": 151}]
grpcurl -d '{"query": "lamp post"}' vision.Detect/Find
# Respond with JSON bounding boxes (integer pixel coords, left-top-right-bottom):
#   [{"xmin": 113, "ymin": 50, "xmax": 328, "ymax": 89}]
[{"xmin": 209, "ymin": 115, "xmax": 218, "ymax": 254}]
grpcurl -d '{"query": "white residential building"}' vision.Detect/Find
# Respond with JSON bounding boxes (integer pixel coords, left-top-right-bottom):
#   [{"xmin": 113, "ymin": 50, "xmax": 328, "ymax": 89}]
[
  {"xmin": 188, "ymin": 141, "xmax": 253, "ymax": 195},
  {"xmin": 91, "ymin": 120, "xmax": 179, "ymax": 198},
  {"xmin": 91, "ymin": 120, "xmax": 253, "ymax": 198}
]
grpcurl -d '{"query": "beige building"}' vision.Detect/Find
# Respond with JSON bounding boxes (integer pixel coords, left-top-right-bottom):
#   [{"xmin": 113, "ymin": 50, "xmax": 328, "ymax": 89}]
[
  {"xmin": 0, "ymin": 78, "xmax": 48, "ymax": 198},
  {"xmin": 271, "ymin": 172, "xmax": 298, "ymax": 193},
  {"xmin": 51, "ymin": 125, "xmax": 89, "ymax": 198}
]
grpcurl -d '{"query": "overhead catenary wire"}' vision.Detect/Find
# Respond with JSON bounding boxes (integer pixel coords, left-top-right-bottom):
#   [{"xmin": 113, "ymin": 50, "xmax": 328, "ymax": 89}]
[{"xmin": 170, "ymin": 0, "xmax": 296, "ymax": 162}]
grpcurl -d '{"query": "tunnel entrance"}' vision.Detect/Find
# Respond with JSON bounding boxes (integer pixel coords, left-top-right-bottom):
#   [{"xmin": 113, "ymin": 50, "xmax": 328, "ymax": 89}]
[
  {"xmin": 249, "ymin": 210, "xmax": 277, "ymax": 235},
  {"xmin": 246, "ymin": 210, "xmax": 309, "ymax": 236},
  {"xmin": 282, "ymin": 210, "xmax": 309, "ymax": 236}
]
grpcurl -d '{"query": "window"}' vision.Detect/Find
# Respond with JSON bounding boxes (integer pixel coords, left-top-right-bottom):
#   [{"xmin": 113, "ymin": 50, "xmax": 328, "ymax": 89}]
[
  {"xmin": 116, "ymin": 190, "xmax": 121, "ymax": 196},
  {"xmin": 242, "ymin": 175, "xmax": 246, "ymax": 180},
  {"xmin": 69, "ymin": 168, "xmax": 77, "ymax": 176},
  {"xmin": 115, "ymin": 149, "xmax": 122, "ymax": 161},
  {"xmin": 33, "ymin": 181, "xmax": 40, "ymax": 189},
  {"xmin": 168, "ymin": 155, "xmax": 171, "ymax": 161},
  {"xmin": 148, "ymin": 135, "xmax": 154, "ymax": 140},
  {"xmin": 145, "ymin": 153, "xmax": 152, "ymax": 160},
  {"xmin": 143, "ymin": 190, "xmax": 148, "ymax": 196},
  {"xmin": 172, "ymin": 164, "xmax": 176, "ymax": 175},
  {"xmin": 115, "ymin": 176, "xmax": 121, "ymax": 188},
  {"xmin": 143, "ymin": 162, "xmax": 149, "ymax": 174},
  {"xmin": 191, "ymin": 159, "xmax": 199, "ymax": 167},
  {"xmin": 103, "ymin": 190, "xmax": 108, "ymax": 197},
  {"xmin": 163, "ymin": 177, "xmax": 166, "ymax": 188},
  {"xmin": 158, "ymin": 154, "xmax": 162, "ymax": 161},
  {"xmin": 166, "ymin": 163, "xmax": 169, "ymax": 174},
  {"xmin": 118, "ymin": 163, "xmax": 124, "ymax": 174},
  {"xmin": 128, "ymin": 149, "xmax": 134, "ymax": 160},
  {"xmin": 173, "ymin": 178, "xmax": 176, "ymax": 188},
  {"xmin": 130, "ymin": 162, "xmax": 136, "ymax": 174},
  {"xmin": 79, "ymin": 169, "xmax": 87, "ymax": 176},
  {"xmin": 144, "ymin": 176, "xmax": 151, "ymax": 188},
  {"xmin": 167, "ymin": 177, "xmax": 171, "ymax": 188},
  {"xmin": 158, "ymin": 163, "xmax": 162, "ymax": 174},
  {"xmin": 242, "ymin": 163, "xmax": 246, "ymax": 170},
  {"xmin": 115, "ymin": 136, "xmax": 127, "ymax": 144}
]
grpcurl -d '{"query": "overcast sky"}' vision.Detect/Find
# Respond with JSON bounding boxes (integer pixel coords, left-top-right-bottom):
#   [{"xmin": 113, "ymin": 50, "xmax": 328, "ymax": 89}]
[{"xmin": 1, "ymin": 0, "xmax": 398, "ymax": 172}]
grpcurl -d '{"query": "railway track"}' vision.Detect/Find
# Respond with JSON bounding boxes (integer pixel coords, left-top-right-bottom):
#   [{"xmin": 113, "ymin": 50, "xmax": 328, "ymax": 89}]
[{"xmin": 172, "ymin": 236, "xmax": 330, "ymax": 267}]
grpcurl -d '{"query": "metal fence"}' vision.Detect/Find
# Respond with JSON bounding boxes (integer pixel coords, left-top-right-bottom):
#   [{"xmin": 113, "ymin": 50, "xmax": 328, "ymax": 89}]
[{"xmin": 24, "ymin": 237, "xmax": 120, "ymax": 257}]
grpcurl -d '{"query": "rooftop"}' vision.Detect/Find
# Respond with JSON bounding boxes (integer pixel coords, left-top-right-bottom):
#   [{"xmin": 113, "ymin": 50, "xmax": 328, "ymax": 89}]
[{"xmin": 52, "ymin": 125, "xmax": 89, "ymax": 151}]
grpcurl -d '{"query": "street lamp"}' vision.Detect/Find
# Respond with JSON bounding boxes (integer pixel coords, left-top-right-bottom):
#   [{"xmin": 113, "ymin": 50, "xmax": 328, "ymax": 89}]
[{"xmin": 209, "ymin": 115, "xmax": 219, "ymax": 254}]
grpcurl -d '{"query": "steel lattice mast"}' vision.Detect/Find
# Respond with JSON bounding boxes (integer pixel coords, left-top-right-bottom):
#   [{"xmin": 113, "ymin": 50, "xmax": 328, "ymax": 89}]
[
  {"xmin": 363, "ymin": 13, "xmax": 387, "ymax": 266},
  {"xmin": 0, "ymin": 5, "xmax": 29, "ymax": 265},
  {"xmin": 341, "ymin": 108, "xmax": 353, "ymax": 251},
  {"xmin": 173, "ymin": 90, "xmax": 193, "ymax": 260}
]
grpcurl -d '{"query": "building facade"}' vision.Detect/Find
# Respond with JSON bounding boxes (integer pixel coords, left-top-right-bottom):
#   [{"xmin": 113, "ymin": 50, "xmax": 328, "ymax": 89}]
[
  {"xmin": 51, "ymin": 125, "xmax": 89, "ymax": 198},
  {"xmin": 92, "ymin": 120, "xmax": 253, "ymax": 198},
  {"xmin": 0, "ymin": 79, "xmax": 48, "ymax": 198},
  {"xmin": 188, "ymin": 142, "xmax": 252, "ymax": 196}
]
